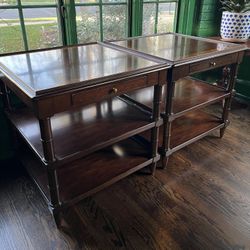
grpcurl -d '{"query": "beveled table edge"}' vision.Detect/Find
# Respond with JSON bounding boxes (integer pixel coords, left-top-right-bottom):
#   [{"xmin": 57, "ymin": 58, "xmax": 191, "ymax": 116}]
[
  {"xmin": 101, "ymin": 32, "xmax": 247, "ymax": 66},
  {"xmin": 0, "ymin": 43, "xmax": 170, "ymax": 99}
]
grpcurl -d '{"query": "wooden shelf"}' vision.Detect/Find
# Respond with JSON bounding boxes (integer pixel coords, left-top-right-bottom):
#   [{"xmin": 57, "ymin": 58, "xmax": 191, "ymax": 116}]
[
  {"xmin": 7, "ymin": 97, "xmax": 154, "ymax": 164},
  {"xmin": 141, "ymin": 110, "xmax": 224, "ymax": 153},
  {"xmin": 169, "ymin": 110, "xmax": 224, "ymax": 150},
  {"xmin": 19, "ymin": 137, "xmax": 154, "ymax": 205},
  {"xmin": 124, "ymin": 77, "xmax": 229, "ymax": 118}
]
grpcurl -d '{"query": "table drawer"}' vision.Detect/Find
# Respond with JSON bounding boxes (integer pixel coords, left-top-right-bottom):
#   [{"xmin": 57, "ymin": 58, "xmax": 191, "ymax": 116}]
[
  {"xmin": 71, "ymin": 72, "xmax": 158, "ymax": 107},
  {"xmin": 189, "ymin": 53, "xmax": 238, "ymax": 74}
]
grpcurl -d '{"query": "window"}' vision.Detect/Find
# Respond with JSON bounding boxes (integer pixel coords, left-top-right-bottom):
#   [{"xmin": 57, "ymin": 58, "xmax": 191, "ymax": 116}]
[
  {"xmin": 0, "ymin": 0, "xmax": 63, "ymax": 54},
  {"xmin": 0, "ymin": 0, "xmax": 179, "ymax": 55},
  {"xmin": 142, "ymin": 0, "xmax": 178, "ymax": 35},
  {"xmin": 75, "ymin": 0, "xmax": 128, "ymax": 43}
]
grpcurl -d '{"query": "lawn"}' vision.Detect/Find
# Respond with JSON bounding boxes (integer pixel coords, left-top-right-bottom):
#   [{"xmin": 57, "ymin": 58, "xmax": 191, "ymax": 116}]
[
  {"xmin": 0, "ymin": 0, "xmax": 56, "ymax": 5},
  {"xmin": 0, "ymin": 23, "xmax": 59, "ymax": 54}
]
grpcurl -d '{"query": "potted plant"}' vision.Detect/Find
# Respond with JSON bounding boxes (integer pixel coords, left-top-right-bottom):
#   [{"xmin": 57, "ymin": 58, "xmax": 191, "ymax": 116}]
[{"xmin": 220, "ymin": 0, "xmax": 250, "ymax": 42}]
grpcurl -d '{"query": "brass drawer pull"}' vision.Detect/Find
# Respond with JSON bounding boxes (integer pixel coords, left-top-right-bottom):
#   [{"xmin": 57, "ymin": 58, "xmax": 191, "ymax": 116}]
[
  {"xmin": 210, "ymin": 62, "xmax": 216, "ymax": 67},
  {"xmin": 110, "ymin": 87, "xmax": 118, "ymax": 94}
]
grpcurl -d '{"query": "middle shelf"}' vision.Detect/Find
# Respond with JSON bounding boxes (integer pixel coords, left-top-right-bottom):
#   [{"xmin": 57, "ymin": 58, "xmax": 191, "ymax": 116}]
[
  {"xmin": 123, "ymin": 77, "xmax": 230, "ymax": 118},
  {"xmin": 7, "ymin": 97, "xmax": 155, "ymax": 164}
]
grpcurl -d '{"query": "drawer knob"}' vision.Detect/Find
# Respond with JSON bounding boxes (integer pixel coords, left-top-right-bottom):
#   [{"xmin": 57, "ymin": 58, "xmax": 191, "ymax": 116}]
[
  {"xmin": 111, "ymin": 87, "xmax": 118, "ymax": 94},
  {"xmin": 210, "ymin": 62, "xmax": 216, "ymax": 67}
]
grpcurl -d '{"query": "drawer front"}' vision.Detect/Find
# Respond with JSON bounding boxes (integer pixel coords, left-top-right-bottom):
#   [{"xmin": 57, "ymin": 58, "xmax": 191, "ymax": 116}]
[
  {"xmin": 189, "ymin": 53, "xmax": 238, "ymax": 74},
  {"xmin": 71, "ymin": 72, "xmax": 158, "ymax": 106}
]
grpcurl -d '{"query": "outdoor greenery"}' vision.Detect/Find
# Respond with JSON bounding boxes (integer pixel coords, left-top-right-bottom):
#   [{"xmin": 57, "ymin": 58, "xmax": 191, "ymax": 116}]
[
  {"xmin": 0, "ymin": 0, "xmax": 55, "ymax": 5},
  {"xmin": 0, "ymin": 25, "xmax": 23, "ymax": 53},
  {"xmin": 0, "ymin": 0, "xmax": 177, "ymax": 54},
  {"xmin": 0, "ymin": 22, "xmax": 58, "ymax": 53},
  {"xmin": 0, "ymin": 0, "xmax": 16, "ymax": 5},
  {"xmin": 77, "ymin": 5, "xmax": 126, "ymax": 43},
  {"xmin": 220, "ymin": 0, "xmax": 250, "ymax": 12},
  {"xmin": 143, "ymin": 3, "xmax": 175, "ymax": 35}
]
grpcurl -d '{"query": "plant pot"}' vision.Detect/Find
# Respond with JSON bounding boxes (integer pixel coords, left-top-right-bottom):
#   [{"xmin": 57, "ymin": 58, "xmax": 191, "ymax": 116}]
[{"xmin": 220, "ymin": 11, "xmax": 250, "ymax": 42}]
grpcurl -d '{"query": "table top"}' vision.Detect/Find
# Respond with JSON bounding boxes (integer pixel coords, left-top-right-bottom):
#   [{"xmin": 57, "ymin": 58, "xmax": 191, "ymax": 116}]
[
  {"xmin": 107, "ymin": 33, "xmax": 246, "ymax": 65},
  {"xmin": 246, "ymin": 40, "xmax": 250, "ymax": 50},
  {"xmin": 0, "ymin": 43, "xmax": 167, "ymax": 98},
  {"xmin": 209, "ymin": 36, "xmax": 250, "ymax": 56}
]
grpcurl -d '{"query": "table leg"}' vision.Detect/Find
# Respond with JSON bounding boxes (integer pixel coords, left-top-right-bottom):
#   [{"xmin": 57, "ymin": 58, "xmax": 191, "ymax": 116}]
[
  {"xmin": 39, "ymin": 118, "xmax": 62, "ymax": 227},
  {"xmin": 0, "ymin": 79, "xmax": 12, "ymax": 111},
  {"xmin": 220, "ymin": 63, "xmax": 239, "ymax": 138},
  {"xmin": 150, "ymin": 84, "xmax": 162, "ymax": 174},
  {"xmin": 161, "ymin": 71, "xmax": 175, "ymax": 169}
]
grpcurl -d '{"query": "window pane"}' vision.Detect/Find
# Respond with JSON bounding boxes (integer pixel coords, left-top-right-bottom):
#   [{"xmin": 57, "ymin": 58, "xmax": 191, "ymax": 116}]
[
  {"xmin": 103, "ymin": 5, "xmax": 127, "ymax": 40},
  {"xmin": 76, "ymin": 6, "xmax": 100, "ymax": 43},
  {"xmin": 0, "ymin": 9, "xmax": 24, "ymax": 54},
  {"xmin": 75, "ymin": 0, "xmax": 98, "ymax": 3},
  {"xmin": 23, "ymin": 8, "xmax": 61, "ymax": 50},
  {"xmin": 143, "ymin": 3, "xmax": 156, "ymax": 35},
  {"xmin": 157, "ymin": 3, "xmax": 176, "ymax": 33},
  {"xmin": 102, "ymin": 0, "xmax": 126, "ymax": 3},
  {"xmin": 0, "ymin": 0, "xmax": 16, "ymax": 5},
  {"xmin": 21, "ymin": 0, "xmax": 56, "ymax": 5}
]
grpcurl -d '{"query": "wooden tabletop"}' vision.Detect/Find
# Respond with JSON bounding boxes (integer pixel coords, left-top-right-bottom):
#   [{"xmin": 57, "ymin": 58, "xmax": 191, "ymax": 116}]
[
  {"xmin": 106, "ymin": 33, "xmax": 246, "ymax": 65},
  {"xmin": 209, "ymin": 36, "xmax": 250, "ymax": 56},
  {"xmin": 0, "ymin": 43, "xmax": 167, "ymax": 98}
]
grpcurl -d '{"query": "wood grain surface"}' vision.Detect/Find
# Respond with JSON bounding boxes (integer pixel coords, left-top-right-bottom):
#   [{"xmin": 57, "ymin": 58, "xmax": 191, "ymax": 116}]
[
  {"xmin": 7, "ymin": 97, "xmax": 154, "ymax": 163},
  {"xmin": 108, "ymin": 33, "xmax": 246, "ymax": 65},
  {"xmin": 126, "ymin": 77, "xmax": 229, "ymax": 116},
  {"xmin": 0, "ymin": 43, "xmax": 166, "ymax": 98},
  {"xmin": 0, "ymin": 100, "xmax": 249, "ymax": 249}
]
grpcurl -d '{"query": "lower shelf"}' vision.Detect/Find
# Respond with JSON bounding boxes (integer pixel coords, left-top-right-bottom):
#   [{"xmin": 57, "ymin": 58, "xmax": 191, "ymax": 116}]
[
  {"xmin": 169, "ymin": 110, "xmax": 224, "ymax": 151},
  {"xmin": 140, "ymin": 110, "xmax": 224, "ymax": 155},
  {"xmin": 20, "ymin": 136, "xmax": 155, "ymax": 206}
]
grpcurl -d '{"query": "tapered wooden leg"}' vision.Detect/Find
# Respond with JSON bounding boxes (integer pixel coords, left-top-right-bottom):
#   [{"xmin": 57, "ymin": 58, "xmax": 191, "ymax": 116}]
[
  {"xmin": 150, "ymin": 84, "xmax": 162, "ymax": 174},
  {"xmin": 39, "ymin": 118, "xmax": 62, "ymax": 228},
  {"xmin": 220, "ymin": 63, "xmax": 239, "ymax": 139},
  {"xmin": 149, "ymin": 162, "xmax": 157, "ymax": 175},
  {"xmin": 150, "ymin": 126, "xmax": 160, "ymax": 174},
  {"xmin": 161, "ymin": 70, "xmax": 175, "ymax": 169},
  {"xmin": 0, "ymin": 79, "xmax": 12, "ymax": 111},
  {"xmin": 52, "ymin": 209, "xmax": 63, "ymax": 228},
  {"xmin": 220, "ymin": 127, "xmax": 226, "ymax": 138},
  {"xmin": 220, "ymin": 96, "xmax": 230, "ymax": 138},
  {"xmin": 161, "ymin": 155, "xmax": 169, "ymax": 169}
]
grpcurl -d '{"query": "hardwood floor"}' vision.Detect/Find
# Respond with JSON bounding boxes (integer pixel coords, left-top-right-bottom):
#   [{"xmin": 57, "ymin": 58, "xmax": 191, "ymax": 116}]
[{"xmin": 0, "ymin": 100, "xmax": 250, "ymax": 250}]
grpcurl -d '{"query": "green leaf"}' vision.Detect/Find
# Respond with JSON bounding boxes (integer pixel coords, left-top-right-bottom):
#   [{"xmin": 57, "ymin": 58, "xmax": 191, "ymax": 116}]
[{"xmin": 221, "ymin": 0, "xmax": 250, "ymax": 12}]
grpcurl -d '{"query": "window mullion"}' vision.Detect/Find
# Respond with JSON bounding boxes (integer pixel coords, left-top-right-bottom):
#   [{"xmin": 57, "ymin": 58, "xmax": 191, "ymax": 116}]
[
  {"xmin": 57, "ymin": 0, "xmax": 67, "ymax": 45},
  {"xmin": 99, "ymin": 0, "xmax": 103, "ymax": 41},
  {"xmin": 173, "ymin": 1, "xmax": 179, "ymax": 32},
  {"xmin": 154, "ymin": 0, "xmax": 159, "ymax": 34},
  {"xmin": 16, "ymin": 0, "xmax": 29, "ymax": 51},
  {"xmin": 131, "ymin": 0, "xmax": 143, "ymax": 36},
  {"xmin": 127, "ymin": 0, "xmax": 131, "ymax": 37},
  {"xmin": 64, "ymin": 0, "xmax": 77, "ymax": 45}
]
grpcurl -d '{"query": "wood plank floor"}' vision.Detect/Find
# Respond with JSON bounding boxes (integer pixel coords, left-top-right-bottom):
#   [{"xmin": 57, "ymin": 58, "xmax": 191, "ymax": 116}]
[{"xmin": 0, "ymin": 100, "xmax": 250, "ymax": 250}]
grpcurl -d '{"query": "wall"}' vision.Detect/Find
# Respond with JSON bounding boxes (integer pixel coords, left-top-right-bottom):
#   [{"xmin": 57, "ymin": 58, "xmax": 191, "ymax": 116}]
[
  {"xmin": 236, "ymin": 57, "xmax": 250, "ymax": 102},
  {"xmin": 194, "ymin": 0, "xmax": 250, "ymax": 101},
  {"xmin": 195, "ymin": 0, "xmax": 221, "ymax": 37}
]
